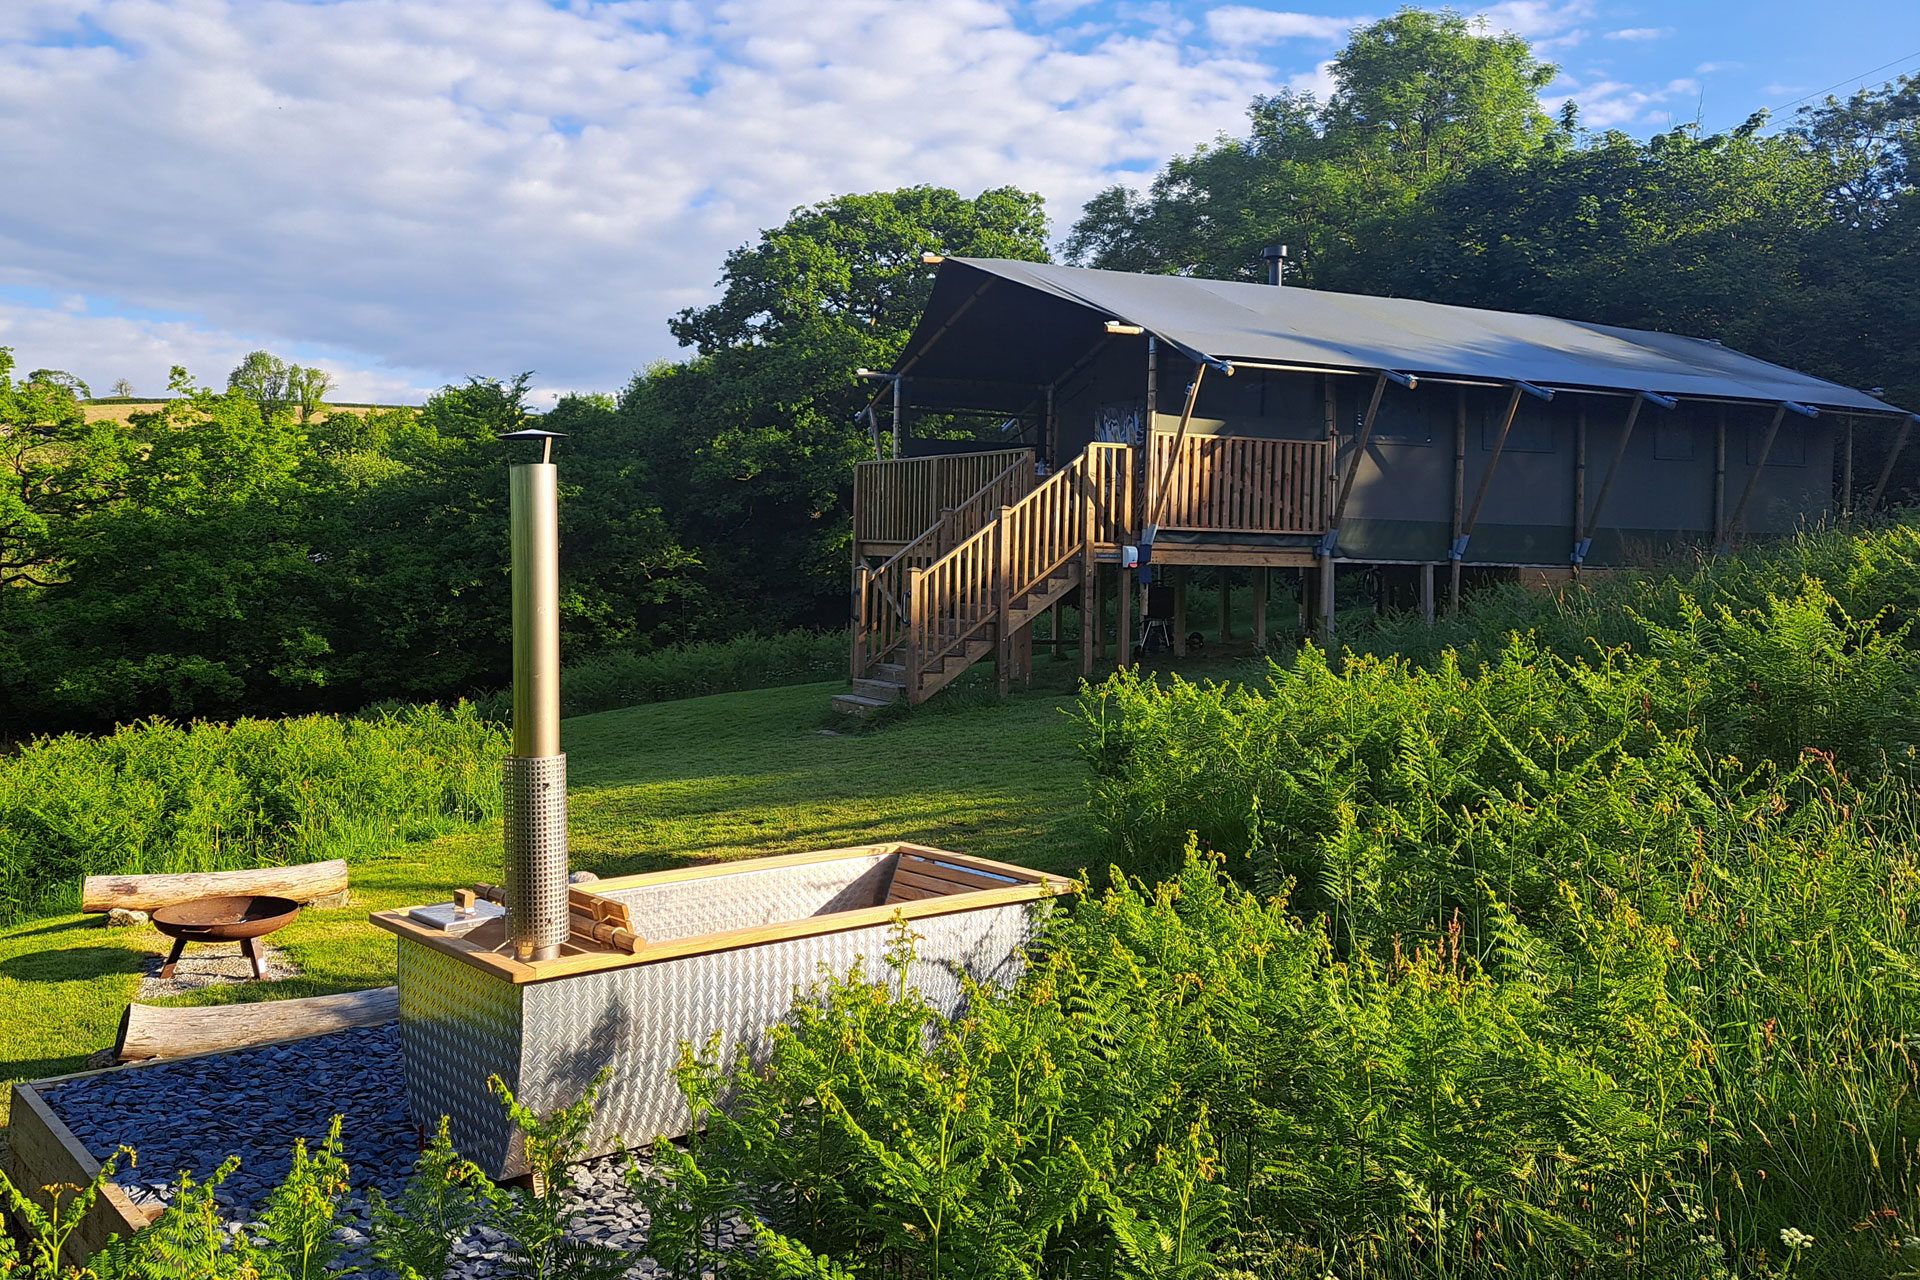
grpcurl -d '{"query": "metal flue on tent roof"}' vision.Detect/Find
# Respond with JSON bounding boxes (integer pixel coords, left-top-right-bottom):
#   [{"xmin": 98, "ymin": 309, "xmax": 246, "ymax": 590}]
[{"xmin": 890, "ymin": 258, "xmax": 1910, "ymax": 418}]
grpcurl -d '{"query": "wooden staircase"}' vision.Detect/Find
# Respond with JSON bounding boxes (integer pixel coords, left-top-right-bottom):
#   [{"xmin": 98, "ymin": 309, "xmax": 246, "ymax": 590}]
[{"xmin": 837, "ymin": 445, "xmax": 1130, "ymax": 715}]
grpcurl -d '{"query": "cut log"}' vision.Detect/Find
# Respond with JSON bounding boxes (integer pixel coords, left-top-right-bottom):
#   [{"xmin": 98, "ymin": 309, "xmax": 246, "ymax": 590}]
[
  {"xmin": 82, "ymin": 860, "xmax": 349, "ymax": 914},
  {"xmin": 114, "ymin": 986, "xmax": 398, "ymax": 1061}
]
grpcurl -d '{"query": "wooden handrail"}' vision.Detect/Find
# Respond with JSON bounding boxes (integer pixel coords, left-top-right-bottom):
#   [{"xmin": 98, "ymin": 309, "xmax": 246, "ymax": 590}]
[
  {"xmin": 853, "ymin": 454, "xmax": 1037, "ymax": 678},
  {"xmin": 905, "ymin": 446, "xmax": 1131, "ymax": 697}
]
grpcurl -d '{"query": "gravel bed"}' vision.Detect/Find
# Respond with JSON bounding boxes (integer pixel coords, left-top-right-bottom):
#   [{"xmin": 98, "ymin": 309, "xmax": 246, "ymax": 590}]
[{"xmin": 40, "ymin": 1024, "xmax": 748, "ymax": 1277}]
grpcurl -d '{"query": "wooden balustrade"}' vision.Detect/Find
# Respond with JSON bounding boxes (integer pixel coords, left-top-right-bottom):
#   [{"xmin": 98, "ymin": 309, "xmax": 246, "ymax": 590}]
[
  {"xmin": 853, "ymin": 452, "xmax": 1038, "ymax": 678},
  {"xmin": 1080, "ymin": 442, "xmax": 1133, "ymax": 548},
  {"xmin": 853, "ymin": 449, "xmax": 1034, "ymax": 549},
  {"xmin": 904, "ymin": 448, "xmax": 1126, "ymax": 700},
  {"xmin": 1147, "ymin": 434, "xmax": 1329, "ymax": 533}
]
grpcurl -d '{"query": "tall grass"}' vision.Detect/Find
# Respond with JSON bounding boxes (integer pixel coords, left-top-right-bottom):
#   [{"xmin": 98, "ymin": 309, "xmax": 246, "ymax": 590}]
[
  {"xmin": 471, "ymin": 629, "xmax": 845, "ymax": 720},
  {"xmin": 0, "ymin": 703, "xmax": 505, "ymax": 921}
]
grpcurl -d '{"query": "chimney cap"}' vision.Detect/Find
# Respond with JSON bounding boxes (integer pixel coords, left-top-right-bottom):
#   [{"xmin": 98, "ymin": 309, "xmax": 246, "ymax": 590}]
[{"xmin": 498, "ymin": 428, "xmax": 569, "ymax": 441}]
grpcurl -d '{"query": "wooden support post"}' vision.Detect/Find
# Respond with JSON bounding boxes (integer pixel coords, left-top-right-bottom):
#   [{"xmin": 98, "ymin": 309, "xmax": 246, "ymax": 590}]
[
  {"xmin": 1217, "ymin": 568, "xmax": 1232, "ymax": 641},
  {"xmin": 1117, "ymin": 562, "xmax": 1132, "ymax": 667},
  {"xmin": 1572, "ymin": 408, "xmax": 1586, "ymax": 567},
  {"xmin": 1045, "ymin": 382, "xmax": 1058, "ymax": 470},
  {"xmin": 1090, "ymin": 563, "xmax": 1105, "ymax": 663},
  {"xmin": 1713, "ymin": 407, "xmax": 1728, "ymax": 545},
  {"xmin": 1297, "ymin": 567, "xmax": 1309, "ymax": 634},
  {"xmin": 995, "ymin": 505, "xmax": 1012, "ymax": 697},
  {"xmin": 1868, "ymin": 419, "xmax": 1911, "ymax": 513},
  {"xmin": 1172, "ymin": 566, "xmax": 1188, "ymax": 656},
  {"xmin": 1842, "ymin": 418, "xmax": 1854, "ymax": 516},
  {"xmin": 904, "ymin": 567, "xmax": 923, "ymax": 705},
  {"xmin": 1080, "ymin": 466, "xmax": 1096, "ymax": 675},
  {"xmin": 1318, "ymin": 556, "xmax": 1335, "ymax": 642},
  {"xmin": 1725, "ymin": 404, "xmax": 1790, "ymax": 544},
  {"xmin": 892, "ymin": 375, "xmax": 903, "ymax": 460},
  {"xmin": 1577, "ymin": 393, "xmax": 1646, "ymax": 565},
  {"xmin": 1329, "ymin": 372, "xmax": 1389, "ymax": 532},
  {"xmin": 1252, "ymin": 567, "xmax": 1268, "ymax": 651},
  {"xmin": 1449, "ymin": 388, "xmax": 1466, "ymax": 616},
  {"xmin": 850, "ymin": 563, "xmax": 868, "ymax": 680},
  {"xmin": 1421, "ymin": 563, "xmax": 1435, "ymax": 625}
]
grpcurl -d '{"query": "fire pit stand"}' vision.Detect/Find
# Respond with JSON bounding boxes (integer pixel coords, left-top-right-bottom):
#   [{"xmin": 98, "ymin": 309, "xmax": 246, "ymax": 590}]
[{"xmin": 151, "ymin": 895, "xmax": 299, "ymax": 980}]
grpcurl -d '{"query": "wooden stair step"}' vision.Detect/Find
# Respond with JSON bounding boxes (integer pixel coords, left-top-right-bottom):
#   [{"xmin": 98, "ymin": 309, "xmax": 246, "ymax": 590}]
[
  {"xmin": 852, "ymin": 677, "xmax": 905, "ymax": 702},
  {"xmin": 873, "ymin": 662, "xmax": 907, "ymax": 682},
  {"xmin": 831, "ymin": 693, "xmax": 896, "ymax": 717}
]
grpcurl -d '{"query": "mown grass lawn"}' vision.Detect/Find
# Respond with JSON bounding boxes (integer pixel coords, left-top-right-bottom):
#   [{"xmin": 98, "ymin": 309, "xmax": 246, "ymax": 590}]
[{"xmin": 0, "ymin": 668, "xmax": 1140, "ymax": 1116}]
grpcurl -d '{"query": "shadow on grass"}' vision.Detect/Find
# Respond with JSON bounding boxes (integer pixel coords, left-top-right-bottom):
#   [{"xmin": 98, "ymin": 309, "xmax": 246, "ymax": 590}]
[{"xmin": 0, "ymin": 946, "xmax": 149, "ymax": 984}]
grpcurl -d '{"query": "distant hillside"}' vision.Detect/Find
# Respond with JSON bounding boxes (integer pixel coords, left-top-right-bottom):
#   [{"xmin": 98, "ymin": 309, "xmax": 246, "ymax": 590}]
[{"xmin": 80, "ymin": 399, "xmax": 418, "ymax": 424}]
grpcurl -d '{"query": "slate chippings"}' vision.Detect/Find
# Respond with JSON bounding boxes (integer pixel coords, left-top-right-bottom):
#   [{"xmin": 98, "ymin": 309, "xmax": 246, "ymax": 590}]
[{"xmin": 36, "ymin": 1024, "xmax": 738, "ymax": 1278}]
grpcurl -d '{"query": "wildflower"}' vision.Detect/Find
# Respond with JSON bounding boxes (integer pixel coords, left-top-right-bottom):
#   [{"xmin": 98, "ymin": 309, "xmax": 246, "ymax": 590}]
[{"xmin": 1780, "ymin": 1227, "xmax": 1814, "ymax": 1250}]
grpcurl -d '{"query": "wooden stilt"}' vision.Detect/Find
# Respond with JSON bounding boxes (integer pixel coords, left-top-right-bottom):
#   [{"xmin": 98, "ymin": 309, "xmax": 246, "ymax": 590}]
[
  {"xmin": 1842, "ymin": 418, "xmax": 1854, "ymax": 516},
  {"xmin": 1252, "ymin": 567, "xmax": 1268, "ymax": 651},
  {"xmin": 1172, "ymin": 566, "xmax": 1188, "ymax": 656},
  {"xmin": 1713, "ymin": 408, "xmax": 1728, "ymax": 545},
  {"xmin": 1117, "ymin": 564, "xmax": 1133, "ymax": 667},
  {"xmin": 1318, "ymin": 555, "xmax": 1335, "ymax": 643},
  {"xmin": 1218, "ymin": 568, "xmax": 1232, "ymax": 641},
  {"xmin": 1091, "ymin": 564, "xmax": 1105, "ymax": 662},
  {"xmin": 1421, "ymin": 563, "xmax": 1435, "ymax": 624}
]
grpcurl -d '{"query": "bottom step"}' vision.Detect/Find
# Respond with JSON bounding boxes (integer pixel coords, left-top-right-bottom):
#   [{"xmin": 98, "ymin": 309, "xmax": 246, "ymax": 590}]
[{"xmin": 831, "ymin": 693, "xmax": 896, "ymax": 717}]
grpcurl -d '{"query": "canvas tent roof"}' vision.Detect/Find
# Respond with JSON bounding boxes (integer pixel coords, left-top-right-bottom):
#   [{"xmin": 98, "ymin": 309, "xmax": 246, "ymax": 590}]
[{"xmin": 894, "ymin": 257, "xmax": 1909, "ymax": 418}]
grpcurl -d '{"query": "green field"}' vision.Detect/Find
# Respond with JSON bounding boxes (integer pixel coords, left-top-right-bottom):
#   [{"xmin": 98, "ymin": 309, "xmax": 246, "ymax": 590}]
[{"xmin": 0, "ymin": 676, "xmax": 1112, "ymax": 1114}]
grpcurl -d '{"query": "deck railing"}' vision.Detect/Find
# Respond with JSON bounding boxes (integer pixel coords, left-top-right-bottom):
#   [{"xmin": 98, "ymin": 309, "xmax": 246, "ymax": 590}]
[
  {"xmin": 906, "ymin": 446, "xmax": 1128, "ymax": 700},
  {"xmin": 1147, "ymin": 434, "xmax": 1330, "ymax": 534},
  {"xmin": 853, "ymin": 449, "xmax": 1035, "ymax": 549},
  {"xmin": 853, "ymin": 452, "xmax": 1036, "ymax": 679}
]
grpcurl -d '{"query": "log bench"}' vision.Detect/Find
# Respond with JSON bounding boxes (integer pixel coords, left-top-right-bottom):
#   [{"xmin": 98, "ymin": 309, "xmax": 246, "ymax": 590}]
[
  {"xmin": 114, "ymin": 986, "xmax": 399, "ymax": 1062},
  {"xmin": 82, "ymin": 859, "xmax": 351, "ymax": 915}
]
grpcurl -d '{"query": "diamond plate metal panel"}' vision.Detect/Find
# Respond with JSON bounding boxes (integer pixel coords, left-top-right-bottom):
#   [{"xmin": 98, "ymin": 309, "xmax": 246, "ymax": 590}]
[
  {"xmin": 518, "ymin": 901, "xmax": 1042, "ymax": 1168},
  {"xmin": 396, "ymin": 939, "xmax": 526, "ymax": 1174},
  {"xmin": 595, "ymin": 854, "xmax": 893, "ymax": 943}
]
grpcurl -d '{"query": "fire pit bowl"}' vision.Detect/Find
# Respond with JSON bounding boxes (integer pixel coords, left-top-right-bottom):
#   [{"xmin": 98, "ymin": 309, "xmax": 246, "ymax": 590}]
[{"xmin": 151, "ymin": 895, "xmax": 299, "ymax": 980}]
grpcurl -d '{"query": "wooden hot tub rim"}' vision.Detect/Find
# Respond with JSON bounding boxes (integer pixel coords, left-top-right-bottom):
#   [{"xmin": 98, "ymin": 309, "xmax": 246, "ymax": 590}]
[{"xmin": 370, "ymin": 842, "xmax": 1074, "ymax": 987}]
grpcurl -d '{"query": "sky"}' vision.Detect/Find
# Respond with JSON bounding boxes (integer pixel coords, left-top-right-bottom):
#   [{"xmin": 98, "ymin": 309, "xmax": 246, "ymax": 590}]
[{"xmin": 2, "ymin": 0, "xmax": 1917, "ymax": 406}]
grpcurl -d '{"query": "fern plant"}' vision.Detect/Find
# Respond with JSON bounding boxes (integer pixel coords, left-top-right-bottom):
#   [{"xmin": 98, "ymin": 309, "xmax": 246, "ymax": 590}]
[
  {"xmin": 367, "ymin": 1116, "xmax": 493, "ymax": 1280},
  {"xmin": 481, "ymin": 1070, "xmax": 630, "ymax": 1280},
  {"xmin": 253, "ymin": 1114, "xmax": 353, "ymax": 1280}
]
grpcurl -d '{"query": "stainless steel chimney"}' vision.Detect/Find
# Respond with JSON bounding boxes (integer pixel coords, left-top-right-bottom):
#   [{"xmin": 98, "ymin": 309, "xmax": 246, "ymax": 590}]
[{"xmin": 501, "ymin": 430, "xmax": 568, "ymax": 961}]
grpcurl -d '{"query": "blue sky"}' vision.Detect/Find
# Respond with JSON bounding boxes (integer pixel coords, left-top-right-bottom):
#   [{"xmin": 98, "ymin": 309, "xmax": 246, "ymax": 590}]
[{"xmin": 1, "ymin": 0, "xmax": 1915, "ymax": 404}]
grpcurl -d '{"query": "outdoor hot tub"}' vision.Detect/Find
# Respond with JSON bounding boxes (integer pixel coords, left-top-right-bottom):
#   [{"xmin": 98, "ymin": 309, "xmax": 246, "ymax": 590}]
[{"xmin": 372, "ymin": 843, "xmax": 1069, "ymax": 1177}]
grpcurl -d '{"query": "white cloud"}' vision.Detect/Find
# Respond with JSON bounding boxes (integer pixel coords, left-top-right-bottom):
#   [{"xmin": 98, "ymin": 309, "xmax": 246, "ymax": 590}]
[
  {"xmin": 1204, "ymin": 7, "xmax": 1361, "ymax": 44},
  {"xmin": 1605, "ymin": 26, "xmax": 1673, "ymax": 40},
  {"xmin": 1560, "ymin": 76, "xmax": 1701, "ymax": 127},
  {"xmin": 0, "ymin": 0, "xmax": 1291, "ymax": 397},
  {"xmin": 1695, "ymin": 60, "xmax": 1741, "ymax": 73},
  {"xmin": 1287, "ymin": 59, "xmax": 1340, "ymax": 98},
  {"xmin": 1471, "ymin": 0, "xmax": 1593, "ymax": 39}
]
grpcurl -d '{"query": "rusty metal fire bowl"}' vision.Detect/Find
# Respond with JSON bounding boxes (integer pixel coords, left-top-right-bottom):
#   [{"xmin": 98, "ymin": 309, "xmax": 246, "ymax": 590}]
[{"xmin": 151, "ymin": 895, "xmax": 299, "ymax": 980}]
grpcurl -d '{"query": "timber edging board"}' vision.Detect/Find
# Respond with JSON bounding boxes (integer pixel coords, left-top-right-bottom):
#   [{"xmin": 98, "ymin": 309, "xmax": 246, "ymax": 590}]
[{"xmin": 5, "ymin": 1080, "xmax": 152, "ymax": 1265}]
